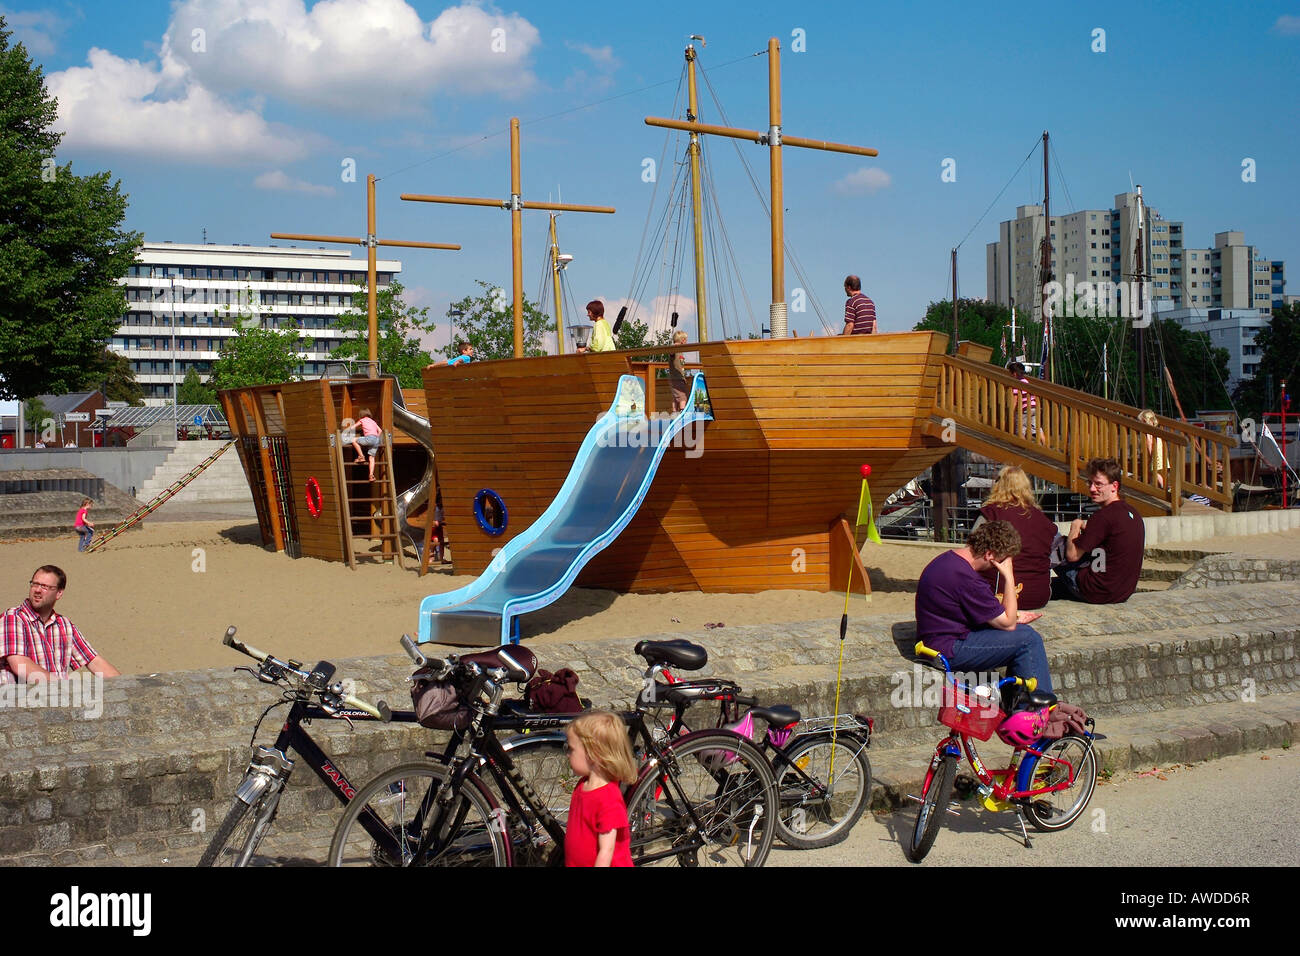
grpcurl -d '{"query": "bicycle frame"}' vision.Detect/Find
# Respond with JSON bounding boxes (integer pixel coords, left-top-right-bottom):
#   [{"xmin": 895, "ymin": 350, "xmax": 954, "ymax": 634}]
[{"xmin": 928, "ymin": 730, "xmax": 1079, "ymax": 804}]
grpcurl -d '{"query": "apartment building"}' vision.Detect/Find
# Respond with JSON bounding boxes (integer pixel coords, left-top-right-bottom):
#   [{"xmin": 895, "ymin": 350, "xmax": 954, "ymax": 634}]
[
  {"xmin": 1155, "ymin": 306, "xmax": 1271, "ymax": 391},
  {"xmin": 986, "ymin": 193, "xmax": 1285, "ymax": 321},
  {"xmin": 114, "ymin": 241, "xmax": 401, "ymax": 404}
]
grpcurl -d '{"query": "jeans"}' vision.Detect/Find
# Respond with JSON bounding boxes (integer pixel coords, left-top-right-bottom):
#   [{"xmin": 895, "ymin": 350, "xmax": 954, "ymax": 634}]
[
  {"xmin": 76, "ymin": 526, "xmax": 93, "ymax": 552},
  {"xmin": 946, "ymin": 623, "xmax": 1053, "ymax": 694}
]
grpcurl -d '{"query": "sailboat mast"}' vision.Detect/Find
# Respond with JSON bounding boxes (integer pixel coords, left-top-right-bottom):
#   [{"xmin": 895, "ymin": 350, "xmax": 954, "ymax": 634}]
[
  {"xmin": 1039, "ymin": 130, "xmax": 1054, "ymax": 382},
  {"xmin": 1135, "ymin": 183, "xmax": 1147, "ymax": 407},
  {"xmin": 686, "ymin": 41, "xmax": 708, "ymax": 341},
  {"xmin": 550, "ymin": 214, "xmax": 565, "ymax": 354},
  {"xmin": 767, "ymin": 37, "xmax": 787, "ymax": 338}
]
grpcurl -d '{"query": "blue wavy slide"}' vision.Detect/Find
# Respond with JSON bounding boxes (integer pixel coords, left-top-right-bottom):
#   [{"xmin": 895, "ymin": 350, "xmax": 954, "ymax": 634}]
[{"xmin": 417, "ymin": 373, "xmax": 714, "ymax": 647}]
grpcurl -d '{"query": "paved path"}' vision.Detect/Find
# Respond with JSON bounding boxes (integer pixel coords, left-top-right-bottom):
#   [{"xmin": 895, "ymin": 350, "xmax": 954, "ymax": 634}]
[{"xmin": 773, "ymin": 746, "xmax": 1300, "ymax": 867}]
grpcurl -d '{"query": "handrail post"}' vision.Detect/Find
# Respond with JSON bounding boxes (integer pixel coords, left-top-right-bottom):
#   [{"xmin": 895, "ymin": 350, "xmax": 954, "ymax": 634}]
[{"xmin": 1172, "ymin": 440, "xmax": 1183, "ymax": 514}]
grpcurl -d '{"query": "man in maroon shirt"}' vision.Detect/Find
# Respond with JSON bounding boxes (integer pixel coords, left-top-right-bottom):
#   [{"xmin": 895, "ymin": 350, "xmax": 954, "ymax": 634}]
[
  {"xmin": 841, "ymin": 275, "xmax": 877, "ymax": 335},
  {"xmin": 1054, "ymin": 457, "xmax": 1145, "ymax": 603}
]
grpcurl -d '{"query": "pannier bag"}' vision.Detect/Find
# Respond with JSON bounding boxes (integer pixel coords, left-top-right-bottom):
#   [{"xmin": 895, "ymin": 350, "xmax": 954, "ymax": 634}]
[
  {"xmin": 524, "ymin": 668, "xmax": 583, "ymax": 714},
  {"xmin": 410, "ymin": 667, "xmax": 472, "ymax": 731}
]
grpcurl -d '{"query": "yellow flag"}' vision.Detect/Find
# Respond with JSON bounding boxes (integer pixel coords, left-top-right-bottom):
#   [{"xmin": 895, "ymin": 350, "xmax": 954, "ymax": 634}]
[{"xmin": 855, "ymin": 478, "xmax": 882, "ymax": 544}]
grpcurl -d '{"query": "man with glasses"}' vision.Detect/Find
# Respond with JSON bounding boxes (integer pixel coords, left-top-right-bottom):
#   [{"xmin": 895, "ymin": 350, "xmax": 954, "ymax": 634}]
[
  {"xmin": 1054, "ymin": 457, "xmax": 1145, "ymax": 603},
  {"xmin": 2, "ymin": 566, "xmax": 119, "ymax": 683}
]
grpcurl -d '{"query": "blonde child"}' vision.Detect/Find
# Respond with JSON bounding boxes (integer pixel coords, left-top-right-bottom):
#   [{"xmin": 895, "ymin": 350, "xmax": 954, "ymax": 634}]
[
  {"xmin": 669, "ymin": 330, "xmax": 690, "ymax": 412},
  {"xmin": 564, "ymin": 710, "xmax": 638, "ymax": 867},
  {"xmin": 349, "ymin": 407, "xmax": 382, "ymax": 481},
  {"xmin": 74, "ymin": 499, "xmax": 95, "ymax": 552}
]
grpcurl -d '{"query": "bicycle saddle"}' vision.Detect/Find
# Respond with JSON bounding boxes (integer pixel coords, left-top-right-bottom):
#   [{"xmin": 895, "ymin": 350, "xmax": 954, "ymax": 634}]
[
  {"xmin": 749, "ymin": 705, "xmax": 800, "ymax": 728},
  {"xmin": 635, "ymin": 639, "xmax": 707, "ymax": 671},
  {"xmin": 459, "ymin": 645, "xmax": 538, "ymax": 683}
]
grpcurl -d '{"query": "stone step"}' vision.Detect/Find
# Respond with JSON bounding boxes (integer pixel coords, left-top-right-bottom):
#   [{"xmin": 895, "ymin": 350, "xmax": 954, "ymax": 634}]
[{"xmin": 1139, "ymin": 561, "xmax": 1192, "ymax": 583}]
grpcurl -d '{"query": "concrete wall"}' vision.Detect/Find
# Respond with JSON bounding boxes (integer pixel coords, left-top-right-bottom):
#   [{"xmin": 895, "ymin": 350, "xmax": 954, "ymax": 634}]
[
  {"xmin": 0, "ymin": 448, "xmax": 174, "ymax": 496},
  {"xmin": 1055, "ymin": 507, "xmax": 1300, "ymax": 545}
]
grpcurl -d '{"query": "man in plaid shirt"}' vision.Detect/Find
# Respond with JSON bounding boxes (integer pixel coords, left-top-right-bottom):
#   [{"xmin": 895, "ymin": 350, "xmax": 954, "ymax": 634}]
[{"xmin": 2, "ymin": 566, "xmax": 119, "ymax": 683}]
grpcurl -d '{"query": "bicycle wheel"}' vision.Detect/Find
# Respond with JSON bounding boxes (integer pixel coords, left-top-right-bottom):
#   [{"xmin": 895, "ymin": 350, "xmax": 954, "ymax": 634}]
[
  {"xmin": 626, "ymin": 729, "xmax": 777, "ymax": 867},
  {"xmin": 1022, "ymin": 735, "xmax": 1097, "ymax": 832},
  {"xmin": 498, "ymin": 734, "xmax": 575, "ymax": 866},
  {"xmin": 775, "ymin": 732, "xmax": 872, "ymax": 850},
  {"xmin": 906, "ymin": 750, "xmax": 957, "ymax": 863},
  {"xmin": 197, "ymin": 791, "xmax": 278, "ymax": 867},
  {"xmin": 328, "ymin": 762, "xmax": 509, "ymax": 867}
]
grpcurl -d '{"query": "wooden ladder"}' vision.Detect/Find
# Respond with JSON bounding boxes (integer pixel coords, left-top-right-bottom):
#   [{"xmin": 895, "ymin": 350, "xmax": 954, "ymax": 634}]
[{"xmin": 335, "ymin": 430, "xmax": 405, "ymax": 569}]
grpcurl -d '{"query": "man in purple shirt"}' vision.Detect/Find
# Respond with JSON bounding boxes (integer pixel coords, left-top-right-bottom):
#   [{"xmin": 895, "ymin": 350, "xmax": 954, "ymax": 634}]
[{"xmin": 915, "ymin": 521, "xmax": 1052, "ymax": 692}]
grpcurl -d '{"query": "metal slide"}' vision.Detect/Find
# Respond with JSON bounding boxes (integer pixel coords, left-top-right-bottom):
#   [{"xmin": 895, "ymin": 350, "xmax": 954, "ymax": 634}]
[
  {"xmin": 417, "ymin": 373, "xmax": 713, "ymax": 646},
  {"xmin": 383, "ymin": 376, "xmax": 437, "ymax": 556}
]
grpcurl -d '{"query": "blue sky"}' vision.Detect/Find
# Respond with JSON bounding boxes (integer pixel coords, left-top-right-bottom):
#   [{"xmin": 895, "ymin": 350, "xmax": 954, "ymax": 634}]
[{"xmin": 5, "ymin": 0, "xmax": 1298, "ymax": 346}]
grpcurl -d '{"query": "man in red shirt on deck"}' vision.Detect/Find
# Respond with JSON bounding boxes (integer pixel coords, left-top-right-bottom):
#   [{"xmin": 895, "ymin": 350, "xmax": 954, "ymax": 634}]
[{"xmin": 841, "ymin": 275, "xmax": 877, "ymax": 335}]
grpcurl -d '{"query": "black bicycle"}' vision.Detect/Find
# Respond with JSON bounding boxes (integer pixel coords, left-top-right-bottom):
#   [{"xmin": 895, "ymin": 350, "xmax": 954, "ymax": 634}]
[
  {"xmin": 198, "ymin": 626, "xmax": 399, "ymax": 867},
  {"xmin": 328, "ymin": 638, "xmax": 779, "ymax": 867}
]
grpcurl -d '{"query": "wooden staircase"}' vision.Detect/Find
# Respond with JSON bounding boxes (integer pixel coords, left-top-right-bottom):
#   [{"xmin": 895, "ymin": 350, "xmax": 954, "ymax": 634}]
[
  {"xmin": 335, "ymin": 428, "xmax": 405, "ymax": 569},
  {"xmin": 929, "ymin": 353, "xmax": 1235, "ymax": 517}
]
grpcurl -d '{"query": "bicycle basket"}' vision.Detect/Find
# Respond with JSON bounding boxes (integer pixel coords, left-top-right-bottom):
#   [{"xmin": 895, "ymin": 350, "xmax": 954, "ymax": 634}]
[
  {"xmin": 938, "ymin": 681, "xmax": 1004, "ymax": 741},
  {"xmin": 410, "ymin": 668, "xmax": 472, "ymax": 731}
]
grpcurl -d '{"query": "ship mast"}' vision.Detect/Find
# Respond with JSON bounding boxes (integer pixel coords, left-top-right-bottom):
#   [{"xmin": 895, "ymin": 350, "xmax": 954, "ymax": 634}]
[
  {"xmin": 1134, "ymin": 183, "xmax": 1147, "ymax": 406},
  {"xmin": 685, "ymin": 38, "xmax": 708, "ymax": 341},
  {"xmin": 549, "ymin": 213, "xmax": 567, "ymax": 354},
  {"xmin": 646, "ymin": 38, "xmax": 878, "ymax": 339},
  {"xmin": 1038, "ymin": 130, "xmax": 1054, "ymax": 382}
]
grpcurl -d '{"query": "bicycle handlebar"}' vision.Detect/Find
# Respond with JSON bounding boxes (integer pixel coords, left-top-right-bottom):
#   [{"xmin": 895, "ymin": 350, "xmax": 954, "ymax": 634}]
[{"xmin": 221, "ymin": 626, "xmax": 390, "ymax": 721}]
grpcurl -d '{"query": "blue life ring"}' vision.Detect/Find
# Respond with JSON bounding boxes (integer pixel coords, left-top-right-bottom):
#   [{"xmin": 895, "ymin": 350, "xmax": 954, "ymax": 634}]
[{"xmin": 473, "ymin": 489, "xmax": 508, "ymax": 536}]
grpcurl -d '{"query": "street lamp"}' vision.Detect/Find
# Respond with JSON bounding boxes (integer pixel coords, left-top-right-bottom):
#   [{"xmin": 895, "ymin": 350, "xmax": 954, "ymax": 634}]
[{"xmin": 447, "ymin": 306, "xmax": 465, "ymax": 350}]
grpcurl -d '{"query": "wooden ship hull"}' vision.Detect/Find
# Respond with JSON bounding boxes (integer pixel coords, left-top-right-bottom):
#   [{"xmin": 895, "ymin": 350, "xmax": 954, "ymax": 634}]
[{"xmin": 423, "ymin": 331, "xmax": 956, "ymax": 593}]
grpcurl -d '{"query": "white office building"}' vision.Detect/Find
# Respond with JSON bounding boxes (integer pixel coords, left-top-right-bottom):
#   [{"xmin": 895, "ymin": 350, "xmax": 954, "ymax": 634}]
[
  {"xmin": 1154, "ymin": 305, "xmax": 1272, "ymax": 391},
  {"xmin": 114, "ymin": 241, "xmax": 400, "ymax": 404}
]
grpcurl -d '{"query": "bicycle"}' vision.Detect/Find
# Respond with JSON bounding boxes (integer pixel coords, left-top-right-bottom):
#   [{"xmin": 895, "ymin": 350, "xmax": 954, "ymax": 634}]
[
  {"xmin": 198, "ymin": 626, "xmax": 398, "ymax": 867},
  {"xmin": 328, "ymin": 637, "xmax": 779, "ymax": 867},
  {"xmin": 645, "ymin": 665, "xmax": 874, "ymax": 849},
  {"xmin": 905, "ymin": 641, "xmax": 1099, "ymax": 863}
]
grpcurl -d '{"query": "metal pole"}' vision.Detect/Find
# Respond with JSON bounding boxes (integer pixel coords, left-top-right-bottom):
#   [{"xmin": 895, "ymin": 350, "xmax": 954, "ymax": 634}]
[
  {"xmin": 1135, "ymin": 184, "xmax": 1146, "ymax": 408},
  {"xmin": 951, "ymin": 248, "xmax": 959, "ymax": 354},
  {"xmin": 1039, "ymin": 130, "xmax": 1053, "ymax": 383},
  {"xmin": 686, "ymin": 42, "xmax": 708, "ymax": 341},
  {"xmin": 510, "ymin": 117, "xmax": 525, "ymax": 358}
]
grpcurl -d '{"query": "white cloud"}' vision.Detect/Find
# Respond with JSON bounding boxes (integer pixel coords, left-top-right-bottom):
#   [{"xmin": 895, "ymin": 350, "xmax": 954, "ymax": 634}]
[
  {"xmin": 48, "ymin": 48, "xmax": 320, "ymax": 164},
  {"xmin": 0, "ymin": 6, "xmax": 66, "ymax": 55},
  {"xmin": 254, "ymin": 169, "xmax": 336, "ymax": 195},
  {"xmin": 1274, "ymin": 14, "xmax": 1300, "ymax": 35},
  {"xmin": 833, "ymin": 167, "xmax": 892, "ymax": 195},
  {"xmin": 165, "ymin": 0, "xmax": 541, "ymax": 113},
  {"xmin": 567, "ymin": 41, "xmax": 618, "ymax": 70},
  {"xmin": 600, "ymin": 295, "xmax": 699, "ymax": 338}
]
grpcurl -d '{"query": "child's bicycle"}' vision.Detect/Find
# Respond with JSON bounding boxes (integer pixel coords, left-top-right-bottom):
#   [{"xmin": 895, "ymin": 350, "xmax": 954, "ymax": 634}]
[
  {"xmin": 905, "ymin": 641, "xmax": 1099, "ymax": 863},
  {"xmin": 643, "ymin": 642, "xmax": 874, "ymax": 850}
]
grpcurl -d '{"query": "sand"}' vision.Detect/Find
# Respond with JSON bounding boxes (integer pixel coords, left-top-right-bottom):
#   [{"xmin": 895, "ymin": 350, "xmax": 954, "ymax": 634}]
[
  {"xmin": 0, "ymin": 523, "xmax": 937, "ymax": 675},
  {"xmin": 6, "ymin": 518, "xmax": 1295, "ymax": 677}
]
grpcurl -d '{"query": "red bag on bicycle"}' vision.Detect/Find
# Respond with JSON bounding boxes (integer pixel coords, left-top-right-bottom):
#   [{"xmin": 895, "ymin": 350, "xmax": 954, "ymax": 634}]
[{"xmin": 524, "ymin": 668, "xmax": 582, "ymax": 714}]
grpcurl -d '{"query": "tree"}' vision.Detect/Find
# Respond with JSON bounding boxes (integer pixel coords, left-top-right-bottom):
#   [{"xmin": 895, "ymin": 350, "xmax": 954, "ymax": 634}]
[
  {"xmin": 0, "ymin": 20, "xmax": 141, "ymax": 401},
  {"xmin": 1234, "ymin": 303, "xmax": 1300, "ymax": 421},
  {"xmin": 80, "ymin": 348, "xmax": 144, "ymax": 405},
  {"xmin": 442, "ymin": 281, "xmax": 553, "ymax": 361},
  {"xmin": 331, "ymin": 281, "xmax": 434, "ymax": 388},
  {"xmin": 177, "ymin": 367, "xmax": 216, "ymax": 405},
  {"xmin": 913, "ymin": 299, "xmax": 1012, "ymax": 366},
  {"xmin": 209, "ymin": 292, "xmax": 311, "ymax": 390}
]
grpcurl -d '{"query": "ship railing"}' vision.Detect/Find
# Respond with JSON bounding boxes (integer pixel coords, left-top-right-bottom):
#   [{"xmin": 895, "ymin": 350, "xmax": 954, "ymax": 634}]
[{"xmin": 934, "ymin": 355, "xmax": 1234, "ymax": 513}]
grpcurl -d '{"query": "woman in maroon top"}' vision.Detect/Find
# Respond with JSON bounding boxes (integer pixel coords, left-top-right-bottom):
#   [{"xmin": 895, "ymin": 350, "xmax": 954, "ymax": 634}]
[{"xmin": 977, "ymin": 466, "xmax": 1057, "ymax": 609}]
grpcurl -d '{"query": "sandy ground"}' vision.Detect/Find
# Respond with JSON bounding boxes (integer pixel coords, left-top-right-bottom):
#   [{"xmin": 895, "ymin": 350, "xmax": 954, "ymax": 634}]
[
  {"xmin": 4, "ymin": 515, "xmax": 1295, "ymax": 677},
  {"xmin": 0, "ymin": 522, "xmax": 936, "ymax": 675}
]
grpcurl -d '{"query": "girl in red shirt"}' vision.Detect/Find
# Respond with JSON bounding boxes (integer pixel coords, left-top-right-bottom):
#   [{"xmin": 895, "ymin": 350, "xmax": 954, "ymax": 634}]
[
  {"xmin": 564, "ymin": 711, "xmax": 638, "ymax": 867},
  {"xmin": 74, "ymin": 499, "xmax": 94, "ymax": 552}
]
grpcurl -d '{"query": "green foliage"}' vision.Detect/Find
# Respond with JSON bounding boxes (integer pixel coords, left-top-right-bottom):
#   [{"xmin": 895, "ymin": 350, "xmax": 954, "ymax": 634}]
[
  {"xmin": 442, "ymin": 281, "xmax": 553, "ymax": 361},
  {"xmin": 0, "ymin": 20, "xmax": 142, "ymax": 401},
  {"xmin": 177, "ymin": 367, "xmax": 216, "ymax": 406},
  {"xmin": 80, "ymin": 348, "xmax": 144, "ymax": 405},
  {"xmin": 914, "ymin": 299, "xmax": 1012, "ymax": 366},
  {"xmin": 23, "ymin": 396, "xmax": 52, "ymax": 437},
  {"xmin": 613, "ymin": 316, "xmax": 673, "ymax": 360},
  {"xmin": 1234, "ymin": 303, "xmax": 1300, "ymax": 420},
  {"xmin": 331, "ymin": 281, "xmax": 434, "ymax": 388},
  {"xmin": 209, "ymin": 294, "xmax": 311, "ymax": 390}
]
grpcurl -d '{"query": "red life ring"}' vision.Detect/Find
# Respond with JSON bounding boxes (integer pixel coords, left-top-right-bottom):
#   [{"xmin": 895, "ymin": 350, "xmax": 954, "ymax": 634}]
[{"xmin": 304, "ymin": 477, "xmax": 323, "ymax": 518}]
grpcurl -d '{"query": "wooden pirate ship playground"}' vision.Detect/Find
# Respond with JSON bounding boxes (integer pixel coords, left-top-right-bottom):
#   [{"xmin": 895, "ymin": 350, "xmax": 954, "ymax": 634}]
[{"xmin": 216, "ymin": 37, "xmax": 1237, "ymax": 644}]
